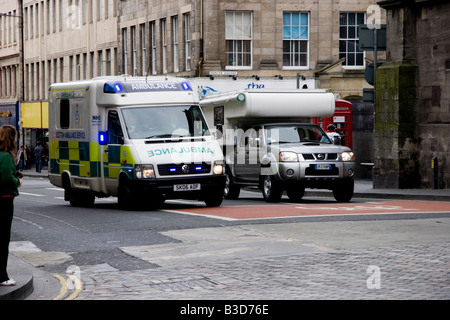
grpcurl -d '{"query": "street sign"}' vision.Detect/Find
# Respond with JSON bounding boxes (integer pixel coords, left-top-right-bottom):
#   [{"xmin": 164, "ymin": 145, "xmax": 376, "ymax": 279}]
[
  {"xmin": 358, "ymin": 24, "xmax": 386, "ymax": 51},
  {"xmin": 209, "ymin": 71, "xmax": 238, "ymax": 76},
  {"xmin": 364, "ymin": 62, "xmax": 383, "ymax": 86}
]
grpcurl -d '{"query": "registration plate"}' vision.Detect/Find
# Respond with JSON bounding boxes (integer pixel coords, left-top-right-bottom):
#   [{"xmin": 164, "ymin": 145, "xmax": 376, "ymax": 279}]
[
  {"xmin": 315, "ymin": 164, "xmax": 331, "ymax": 170},
  {"xmin": 174, "ymin": 183, "xmax": 201, "ymax": 191}
]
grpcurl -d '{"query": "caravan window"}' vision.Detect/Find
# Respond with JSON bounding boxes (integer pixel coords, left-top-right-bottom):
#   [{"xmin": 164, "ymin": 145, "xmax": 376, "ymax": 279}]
[{"xmin": 60, "ymin": 99, "xmax": 70, "ymax": 129}]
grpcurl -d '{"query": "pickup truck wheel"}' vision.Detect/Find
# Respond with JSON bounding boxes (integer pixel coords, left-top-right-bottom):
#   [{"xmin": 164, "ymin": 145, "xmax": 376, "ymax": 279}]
[
  {"xmin": 224, "ymin": 170, "xmax": 240, "ymax": 199},
  {"xmin": 286, "ymin": 182, "xmax": 305, "ymax": 202},
  {"xmin": 261, "ymin": 175, "xmax": 283, "ymax": 202},
  {"xmin": 332, "ymin": 179, "xmax": 354, "ymax": 202}
]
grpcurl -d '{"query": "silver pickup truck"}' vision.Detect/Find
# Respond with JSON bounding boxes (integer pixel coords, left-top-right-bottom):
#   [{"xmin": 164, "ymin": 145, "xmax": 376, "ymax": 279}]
[{"xmin": 224, "ymin": 122, "xmax": 356, "ymax": 202}]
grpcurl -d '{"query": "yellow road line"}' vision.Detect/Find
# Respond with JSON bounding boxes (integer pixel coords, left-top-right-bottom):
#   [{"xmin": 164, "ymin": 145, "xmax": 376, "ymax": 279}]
[
  {"xmin": 53, "ymin": 274, "xmax": 83, "ymax": 300},
  {"xmin": 53, "ymin": 274, "xmax": 67, "ymax": 300}
]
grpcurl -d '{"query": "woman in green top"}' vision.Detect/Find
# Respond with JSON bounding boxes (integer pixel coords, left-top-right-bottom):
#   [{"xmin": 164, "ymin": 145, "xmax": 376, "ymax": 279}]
[{"xmin": 0, "ymin": 125, "xmax": 22, "ymax": 286}]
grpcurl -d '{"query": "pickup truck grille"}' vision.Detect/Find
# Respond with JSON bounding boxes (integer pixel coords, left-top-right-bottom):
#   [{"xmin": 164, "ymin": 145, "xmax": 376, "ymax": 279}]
[
  {"xmin": 302, "ymin": 153, "xmax": 338, "ymax": 161},
  {"xmin": 158, "ymin": 163, "xmax": 211, "ymax": 176}
]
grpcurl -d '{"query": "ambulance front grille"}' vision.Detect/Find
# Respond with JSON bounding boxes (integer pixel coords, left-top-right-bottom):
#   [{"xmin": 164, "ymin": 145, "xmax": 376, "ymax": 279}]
[{"xmin": 157, "ymin": 163, "xmax": 211, "ymax": 176}]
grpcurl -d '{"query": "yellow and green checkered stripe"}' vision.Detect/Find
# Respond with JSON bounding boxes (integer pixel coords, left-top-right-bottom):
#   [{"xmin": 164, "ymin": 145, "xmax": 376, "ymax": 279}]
[
  {"xmin": 102, "ymin": 145, "xmax": 135, "ymax": 178},
  {"xmin": 50, "ymin": 141, "xmax": 136, "ymax": 178},
  {"xmin": 50, "ymin": 141, "xmax": 101, "ymax": 177}
]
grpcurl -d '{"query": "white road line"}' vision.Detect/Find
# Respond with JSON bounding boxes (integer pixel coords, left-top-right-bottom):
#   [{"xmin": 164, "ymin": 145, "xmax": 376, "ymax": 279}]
[{"xmin": 20, "ymin": 192, "xmax": 46, "ymax": 197}]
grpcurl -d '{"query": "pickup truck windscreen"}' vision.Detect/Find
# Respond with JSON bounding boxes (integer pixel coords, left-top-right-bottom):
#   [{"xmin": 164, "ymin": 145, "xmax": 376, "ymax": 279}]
[
  {"xmin": 122, "ymin": 105, "xmax": 209, "ymax": 139},
  {"xmin": 266, "ymin": 124, "xmax": 332, "ymax": 144}
]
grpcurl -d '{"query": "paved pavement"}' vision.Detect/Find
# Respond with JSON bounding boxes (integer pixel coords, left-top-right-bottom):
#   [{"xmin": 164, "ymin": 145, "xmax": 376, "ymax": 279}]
[{"xmin": 1, "ymin": 168, "xmax": 449, "ymax": 301}]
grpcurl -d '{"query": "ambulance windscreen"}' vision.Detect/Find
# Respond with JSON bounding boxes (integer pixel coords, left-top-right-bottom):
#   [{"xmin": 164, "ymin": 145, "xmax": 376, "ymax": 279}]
[{"xmin": 122, "ymin": 105, "xmax": 209, "ymax": 140}]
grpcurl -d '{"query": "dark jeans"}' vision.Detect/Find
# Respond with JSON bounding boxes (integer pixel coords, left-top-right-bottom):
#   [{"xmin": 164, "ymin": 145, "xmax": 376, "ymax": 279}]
[
  {"xmin": 36, "ymin": 157, "xmax": 42, "ymax": 173},
  {"xmin": 0, "ymin": 197, "xmax": 14, "ymax": 282}
]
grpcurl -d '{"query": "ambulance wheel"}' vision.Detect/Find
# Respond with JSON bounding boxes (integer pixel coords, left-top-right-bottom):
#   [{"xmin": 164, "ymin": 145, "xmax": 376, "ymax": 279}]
[
  {"xmin": 224, "ymin": 170, "xmax": 240, "ymax": 199},
  {"xmin": 118, "ymin": 180, "xmax": 161, "ymax": 210},
  {"xmin": 118, "ymin": 180, "xmax": 146, "ymax": 210},
  {"xmin": 204, "ymin": 190, "xmax": 224, "ymax": 207},
  {"xmin": 286, "ymin": 181, "xmax": 305, "ymax": 203},
  {"xmin": 261, "ymin": 175, "xmax": 283, "ymax": 203},
  {"xmin": 69, "ymin": 189, "xmax": 95, "ymax": 207},
  {"xmin": 332, "ymin": 179, "xmax": 354, "ymax": 202}
]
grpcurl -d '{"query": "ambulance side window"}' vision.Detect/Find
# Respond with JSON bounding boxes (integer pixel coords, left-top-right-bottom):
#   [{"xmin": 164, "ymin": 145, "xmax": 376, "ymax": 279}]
[
  {"xmin": 108, "ymin": 110, "xmax": 124, "ymax": 144},
  {"xmin": 60, "ymin": 99, "xmax": 70, "ymax": 129}
]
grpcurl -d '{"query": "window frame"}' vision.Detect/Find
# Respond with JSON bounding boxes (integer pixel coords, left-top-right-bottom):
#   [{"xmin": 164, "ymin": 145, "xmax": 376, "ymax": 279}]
[
  {"xmin": 339, "ymin": 12, "xmax": 366, "ymax": 69},
  {"xmin": 225, "ymin": 11, "xmax": 253, "ymax": 70},
  {"xmin": 282, "ymin": 12, "xmax": 310, "ymax": 70}
]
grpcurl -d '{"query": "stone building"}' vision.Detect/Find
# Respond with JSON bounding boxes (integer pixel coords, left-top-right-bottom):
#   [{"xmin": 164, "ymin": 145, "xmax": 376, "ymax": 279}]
[
  {"xmin": 1, "ymin": 0, "xmax": 386, "ymax": 180},
  {"xmin": 375, "ymin": 0, "xmax": 449, "ymax": 189}
]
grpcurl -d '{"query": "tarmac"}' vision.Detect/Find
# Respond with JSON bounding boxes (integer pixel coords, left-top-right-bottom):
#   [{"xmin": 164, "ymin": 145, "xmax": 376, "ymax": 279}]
[{"xmin": 1, "ymin": 168, "xmax": 449, "ymax": 300}]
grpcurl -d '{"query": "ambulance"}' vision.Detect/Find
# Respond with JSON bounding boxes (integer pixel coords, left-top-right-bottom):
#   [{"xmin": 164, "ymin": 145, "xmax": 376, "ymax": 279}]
[
  {"xmin": 48, "ymin": 76, "xmax": 226, "ymax": 209},
  {"xmin": 198, "ymin": 87, "xmax": 356, "ymax": 202}
]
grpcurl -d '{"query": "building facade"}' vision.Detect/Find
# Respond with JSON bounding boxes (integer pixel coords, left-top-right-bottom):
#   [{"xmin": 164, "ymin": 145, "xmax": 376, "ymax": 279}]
[{"xmin": 1, "ymin": 0, "xmax": 386, "ymax": 179}]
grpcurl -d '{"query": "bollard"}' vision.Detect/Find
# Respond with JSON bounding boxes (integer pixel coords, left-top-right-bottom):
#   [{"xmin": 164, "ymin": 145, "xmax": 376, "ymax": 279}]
[{"xmin": 431, "ymin": 157, "xmax": 438, "ymax": 189}]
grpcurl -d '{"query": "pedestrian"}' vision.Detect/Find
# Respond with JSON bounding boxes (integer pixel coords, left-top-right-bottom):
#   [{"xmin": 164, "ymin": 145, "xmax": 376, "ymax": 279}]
[
  {"xmin": 34, "ymin": 141, "xmax": 44, "ymax": 173},
  {"xmin": 17, "ymin": 145, "xmax": 27, "ymax": 171},
  {"xmin": 326, "ymin": 124, "xmax": 341, "ymax": 145},
  {"xmin": 0, "ymin": 125, "xmax": 22, "ymax": 286},
  {"xmin": 24, "ymin": 145, "xmax": 31, "ymax": 170}
]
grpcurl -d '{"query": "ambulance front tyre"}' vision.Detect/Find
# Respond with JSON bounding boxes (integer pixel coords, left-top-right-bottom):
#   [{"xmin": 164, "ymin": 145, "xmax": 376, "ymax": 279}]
[
  {"xmin": 118, "ymin": 180, "xmax": 134, "ymax": 210},
  {"xmin": 204, "ymin": 189, "xmax": 224, "ymax": 207},
  {"xmin": 118, "ymin": 179, "xmax": 162, "ymax": 210}
]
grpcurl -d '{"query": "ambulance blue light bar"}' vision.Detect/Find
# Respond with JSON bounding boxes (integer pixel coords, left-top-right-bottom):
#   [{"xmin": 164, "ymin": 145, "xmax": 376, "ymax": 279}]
[
  {"xmin": 103, "ymin": 81, "xmax": 192, "ymax": 93},
  {"xmin": 181, "ymin": 81, "xmax": 192, "ymax": 91},
  {"xmin": 104, "ymin": 82, "xmax": 124, "ymax": 93}
]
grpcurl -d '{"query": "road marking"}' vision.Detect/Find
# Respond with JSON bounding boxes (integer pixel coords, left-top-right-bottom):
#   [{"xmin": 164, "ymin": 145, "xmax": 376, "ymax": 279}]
[
  {"xmin": 53, "ymin": 274, "xmax": 83, "ymax": 300},
  {"xmin": 20, "ymin": 192, "xmax": 46, "ymax": 197},
  {"xmin": 46, "ymin": 188, "xmax": 64, "ymax": 191},
  {"xmin": 169, "ymin": 200, "xmax": 450, "ymax": 221}
]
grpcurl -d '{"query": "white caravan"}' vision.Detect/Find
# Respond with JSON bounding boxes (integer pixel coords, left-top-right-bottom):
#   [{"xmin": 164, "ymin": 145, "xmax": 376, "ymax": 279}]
[{"xmin": 199, "ymin": 88, "xmax": 356, "ymax": 202}]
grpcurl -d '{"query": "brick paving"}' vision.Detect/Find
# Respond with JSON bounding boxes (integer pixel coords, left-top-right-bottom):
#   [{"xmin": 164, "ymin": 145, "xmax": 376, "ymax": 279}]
[{"xmin": 77, "ymin": 242, "xmax": 449, "ymax": 300}]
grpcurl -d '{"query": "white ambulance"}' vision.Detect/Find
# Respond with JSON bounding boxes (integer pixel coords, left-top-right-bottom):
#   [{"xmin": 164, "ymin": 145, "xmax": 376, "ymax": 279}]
[{"xmin": 48, "ymin": 76, "xmax": 226, "ymax": 210}]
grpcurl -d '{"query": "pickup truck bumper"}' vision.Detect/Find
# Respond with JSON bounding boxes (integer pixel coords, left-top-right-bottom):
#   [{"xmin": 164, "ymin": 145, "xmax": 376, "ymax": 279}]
[{"xmin": 277, "ymin": 161, "xmax": 355, "ymax": 187}]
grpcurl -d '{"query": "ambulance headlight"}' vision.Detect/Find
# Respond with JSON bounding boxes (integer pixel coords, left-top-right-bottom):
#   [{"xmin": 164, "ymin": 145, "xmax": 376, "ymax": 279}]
[
  {"xmin": 135, "ymin": 164, "xmax": 155, "ymax": 179},
  {"xmin": 341, "ymin": 152, "xmax": 355, "ymax": 162},
  {"xmin": 213, "ymin": 161, "xmax": 225, "ymax": 175},
  {"xmin": 279, "ymin": 152, "xmax": 298, "ymax": 162}
]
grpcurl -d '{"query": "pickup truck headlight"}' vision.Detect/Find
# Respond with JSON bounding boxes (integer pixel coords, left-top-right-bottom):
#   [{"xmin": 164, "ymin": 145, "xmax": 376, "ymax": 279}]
[
  {"xmin": 341, "ymin": 152, "xmax": 355, "ymax": 162},
  {"xmin": 279, "ymin": 152, "xmax": 298, "ymax": 162},
  {"xmin": 213, "ymin": 161, "xmax": 225, "ymax": 175},
  {"xmin": 135, "ymin": 164, "xmax": 155, "ymax": 179}
]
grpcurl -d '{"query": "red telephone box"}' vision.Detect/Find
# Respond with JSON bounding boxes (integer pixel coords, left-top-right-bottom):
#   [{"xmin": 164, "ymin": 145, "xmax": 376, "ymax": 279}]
[{"xmin": 312, "ymin": 99, "xmax": 353, "ymax": 149}]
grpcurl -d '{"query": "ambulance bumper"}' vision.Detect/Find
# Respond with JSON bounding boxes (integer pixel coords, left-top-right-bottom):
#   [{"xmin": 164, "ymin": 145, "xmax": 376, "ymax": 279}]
[{"xmin": 130, "ymin": 175, "xmax": 226, "ymax": 200}]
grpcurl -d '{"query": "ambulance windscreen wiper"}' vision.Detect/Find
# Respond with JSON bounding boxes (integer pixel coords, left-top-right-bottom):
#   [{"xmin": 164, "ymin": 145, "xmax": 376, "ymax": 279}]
[{"xmin": 145, "ymin": 134, "xmax": 187, "ymax": 139}]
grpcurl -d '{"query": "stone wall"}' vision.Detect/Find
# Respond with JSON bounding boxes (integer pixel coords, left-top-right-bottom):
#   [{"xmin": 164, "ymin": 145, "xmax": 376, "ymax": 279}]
[{"xmin": 375, "ymin": 0, "xmax": 450, "ymax": 189}]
